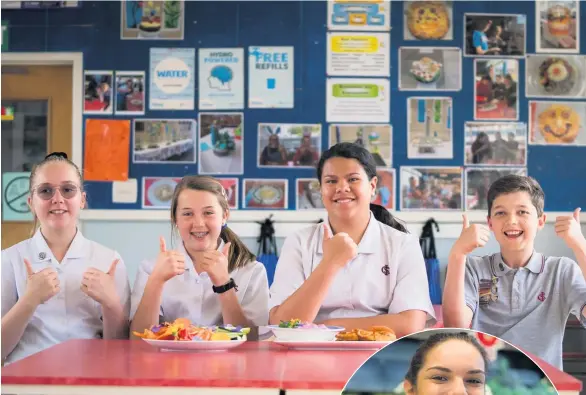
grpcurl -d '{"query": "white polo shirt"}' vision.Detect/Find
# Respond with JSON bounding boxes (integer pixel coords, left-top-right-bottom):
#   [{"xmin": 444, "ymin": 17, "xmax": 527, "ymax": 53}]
[
  {"xmin": 1, "ymin": 229, "xmax": 131, "ymax": 365},
  {"xmin": 130, "ymin": 239, "xmax": 269, "ymax": 327},
  {"xmin": 269, "ymin": 213, "xmax": 436, "ymax": 324}
]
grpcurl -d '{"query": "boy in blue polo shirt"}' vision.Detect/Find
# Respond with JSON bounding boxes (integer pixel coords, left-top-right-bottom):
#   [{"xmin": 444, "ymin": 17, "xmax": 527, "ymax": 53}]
[{"xmin": 443, "ymin": 175, "xmax": 586, "ymax": 369}]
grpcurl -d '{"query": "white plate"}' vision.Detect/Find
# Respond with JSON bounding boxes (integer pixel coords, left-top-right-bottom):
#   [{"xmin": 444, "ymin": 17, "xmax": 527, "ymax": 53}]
[
  {"xmin": 274, "ymin": 340, "xmax": 391, "ymax": 351},
  {"xmin": 268, "ymin": 325, "xmax": 345, "ymax": 342},
  {"xmin": 142, "ymin": 338, "xmax": 246, "ymax": 352}
]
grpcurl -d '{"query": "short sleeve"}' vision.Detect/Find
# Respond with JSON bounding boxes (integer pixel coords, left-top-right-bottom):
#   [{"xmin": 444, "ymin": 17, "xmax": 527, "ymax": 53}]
[
  {"xmin": 561, "ymin": 259, "xmax": 586, "ymax": 327},
  {"xmin": 1, "ymin": 250, "xmax": 18, "ymax": 318},
  {"xmin": 130, "ymin": 259, "xmax": 163, "ymax": 320},
  {"xmin": 112, "ymin": 252, "xmax": 131, "ymax": 321},
  {"xmin": 239, "ymin": 262, "xmax": 270, "ymax": 326},
  {"xmin": 464, "ymin": 257, "xmax": 481, "ymax": 315},
  {"xmin": 387, "ymin": 235, "xmax": 436, "ymax": 323},
  {"xmin": 268, "ymin": 233, "xmax": 307, "ymax": 311},
  {"xmin": 472, "ymin": 31, "xmax": 483, "ymax": 49}
]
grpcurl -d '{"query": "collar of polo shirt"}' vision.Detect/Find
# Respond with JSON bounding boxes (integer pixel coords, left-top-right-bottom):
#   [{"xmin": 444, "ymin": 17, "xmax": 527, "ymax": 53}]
[
  {"xmin": 316, "ymin": 212, "xmax": 377, "ymax": 255},
  {"xmin": 32, "ymin": 227, "xmax": 85, "ymax": 265},
  {"xmin": 492, "ymin": 251, "xmax": 545, "ymax": 276}
]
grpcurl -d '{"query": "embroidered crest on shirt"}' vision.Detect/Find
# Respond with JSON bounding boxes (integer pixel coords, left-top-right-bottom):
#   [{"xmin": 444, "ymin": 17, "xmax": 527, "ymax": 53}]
[
  {"xmin": 479, "ymin": 276, "xmax": 499, "ymax": 305},
  {"xmin": 537, "ymin": 292, "xmax": 546, "ymax": 302},
  {"xmin": 381, "ymin": 265, "xmax": 390, "ymax": 276},
  {"xmin": 38, "ymin": 252, "xmax": 46, "ymax": 260}
]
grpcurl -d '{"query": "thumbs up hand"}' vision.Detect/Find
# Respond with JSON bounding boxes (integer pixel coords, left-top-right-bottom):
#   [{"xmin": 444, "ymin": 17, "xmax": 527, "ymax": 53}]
[
  {"xmin": 453, "ymin": 214, "xmax": 491, "ymax": 256},
  {"xmin": 81, "ymin": 258, "xmax": 121, "ymax": 308},
  {"xmin": 200, "ymin": 242, "xmax": 231, "ymax": 287},
  {"xmin": 23, "ymin": 258, "xmax": 60, "ymax": 306},
  {"xmin": 555, "ymin": 208, "xmax": 585, "ymax": 250},
  {"xmin": 152, "ymin": 236, "xmax": 186, "ymax": 283},
  {"xmin": 321, "ymin": 223, "xmax": 358, "ymax": 270}
]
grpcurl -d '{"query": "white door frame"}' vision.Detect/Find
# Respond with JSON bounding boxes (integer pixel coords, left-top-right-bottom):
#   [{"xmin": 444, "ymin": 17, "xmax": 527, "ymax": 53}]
[{"xmin": 2, "ymin": 52, "xmax": 84, "ymax": 168}]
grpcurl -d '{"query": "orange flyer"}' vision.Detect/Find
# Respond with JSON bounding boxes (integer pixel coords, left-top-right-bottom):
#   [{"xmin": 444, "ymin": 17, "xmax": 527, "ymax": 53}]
[{"xmin": 84, "ymin": 119, "xmax": 130, "ymax": 181}]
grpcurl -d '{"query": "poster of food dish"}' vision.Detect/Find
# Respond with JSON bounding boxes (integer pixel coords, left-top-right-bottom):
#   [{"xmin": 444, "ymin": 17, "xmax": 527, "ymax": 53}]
[
  {"xmin": 243, "ymin": 179, "xmax": 288, "ymax": 209},
  {"xmin": 400, "ymin": 167, "xmax": 462, "ymax": 211},
  {"xmin": 372, "ymin": 169, "xmax": 395, "ymax": 210},
  {"xmin": 326, "ymin": 78, "xmax": 390, "ymax": 123},
  {"xmin": 464, "ymin": 13, "xmax": 526, "ymax": 58},
  {"xmin": 132, "ymin": 119, "xmax": 196, "ymax": 164},
  {"xmin": 403, "ymin": 1, "xmax": 453, "ymax": 41},
  {"xmin": 528, "ymin": 101, "xmax": 586, "ymax": 146},
  {"xmin": 296, "ymin": 178, "xmax": 325, "ymax": 210},
  {"xmin": 465, "ymin": 168, "xmax": 527, "ymax": 211},
  {"xmin": 198, "ymin": 113, "xmax": 244, "ymax": 175},
  {"xmin": 407, "ymin": 97, "xmax": 453, "ymax": 159},
  {"xmin": 535, "ymin": 0, "xmax": 579, "ymax": 53},
  {"xmin": 216, "ymin": 178, "xmax": 238, "ymax": 209},
  {"xmin": 142, "ymin": 177, "xmax": 181, "ymax": 209},
  {"xmin": 398, "ymin": 47, "xmax": 461, "ymax": 91},
  {"xmin": 474, "ymin": 59, "xmax": 519, "ymax": 121},
  {"xmin": 525, "ymin": 54, "xmax": 586, "ymax": 98},
  {"xmin": 329, "ymin": 124, "xmax": 392, "ymax": 167},
  {"xmin": 114, "ymin": 71, "xmax": 145, "ymax": 115},
  {"xmin": 84, "ymin": 71, "xmax": 113, "ymax": 115},
  {"xmin": 327, "ymin": 0, "xmax": 391, "ymax": 31},
  {"xmin": 327, "ymin": 32, "xmax": 390, "ymax": 77},
  {"xmin": 464, "ymin": 122, "xmax": 527, "ymax": 166},
  {"xmin": 120, "ymin": 0, "xmax": 184, "ymax": 40},
  {"xmin": 258, "ymin": 123, "xmax": 322, "ymax": 168}
]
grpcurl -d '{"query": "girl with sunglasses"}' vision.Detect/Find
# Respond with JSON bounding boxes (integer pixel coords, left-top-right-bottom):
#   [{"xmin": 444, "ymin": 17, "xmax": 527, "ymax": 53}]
[{"xmin": 1, "ymin": 153, "xmax": 131, "ymax": 364}]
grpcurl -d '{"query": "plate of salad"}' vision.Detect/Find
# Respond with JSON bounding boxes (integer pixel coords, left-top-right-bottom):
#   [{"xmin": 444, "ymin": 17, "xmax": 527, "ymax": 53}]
[{"xmin": 268, "ymin": 319, "xmax": 344, "ymax": 342}]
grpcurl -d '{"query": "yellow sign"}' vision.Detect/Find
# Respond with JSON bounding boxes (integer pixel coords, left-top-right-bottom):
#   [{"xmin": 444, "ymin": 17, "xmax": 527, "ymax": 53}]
[{"xmin": 331, "ymin": 35, "xmax": 380, "ymax": 53}]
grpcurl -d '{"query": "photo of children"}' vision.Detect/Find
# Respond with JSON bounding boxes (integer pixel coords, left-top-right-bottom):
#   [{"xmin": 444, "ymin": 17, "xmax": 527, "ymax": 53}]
[
  {"xmin": 84, "ymin": 71, "xmax": 113, "ymax": 114},
  {"xmin": 399, "ymin": 47, "xmax": 461, "ymax": 91},
  {"xmin": 464, "ymin": 122, "xmax": 527, "ymax": 166},
  {"xmin": 465, "ymin": 14, "xmax": 526, "ymax": 57},
  {"xmin": 465, "ymin": 168, "xmax": 527, "ymax": 210},
  {"xmin": 329, "ymin": 124, "xmax": 392, "ymax": 167},
  {"xmin": 372, "ymin": 169, "xmax": 395, "ymax": 210},
  {"xmin": 133, "ymin": 119, "xmax": 196, "ymax": 163},
  {"xmin": 115, "ymin": 71, "xmax": 145, "ymax": 115},
  {"xmin": 529, "ymin": 101, "xmax": 586, "ymax": 146},
  {"xmin": 536, "ymin": 0, "xmax": 579, "ymax": 53},
  {"xmin": 243, "ymin": 179, "xmax": 288, "ymax": 209},
  {"xmin": 217, "ymin": 178, "xmax": 238, "ymax": 209},
  {"xmin": 296, "ymin": 178, "xmax": 325, "ymax": 210},
  {"xmin": 198, "ymin": 113, "xmax": 243, "ymax": 174},
  {"xmin": 526, "ymin": 54, "xmax": 586, "ymax": 98},
  {"xmin": 474, "ymin": 59, "xmax": 519, "ymax": 121},
  {"xmin": 407, "ymin": 98, "xmax": 453, "ymax": 159},
  {"xmin": 258, "ymin": 124, "xmax": 321, "ymax": 168},
  {"xmin": 400, "ymin": 167, "xmax": 462, "ymax": 210}
]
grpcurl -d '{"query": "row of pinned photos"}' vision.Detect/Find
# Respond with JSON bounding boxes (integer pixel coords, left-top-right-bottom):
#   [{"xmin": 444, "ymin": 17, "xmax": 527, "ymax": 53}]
[
  {"xmin": 83, "ymin": 71, "xmax": 146, "ymax": 116},
  {"xmin": 328, "ymin": 0, "xmax": 580, "ymax": 54}
]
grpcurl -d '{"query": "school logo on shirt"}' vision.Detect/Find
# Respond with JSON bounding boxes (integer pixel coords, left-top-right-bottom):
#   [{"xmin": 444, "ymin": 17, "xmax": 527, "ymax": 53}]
[
  {"xmin": 38, "ymin": 252, "xmax": 46, "ymax": 260},
  {"xmin": 381, "ymin": 265, "xmax": 390, "ymax": 276},
  {"xmin": 479, "ymin": 277, "xmax": 498, "ymax": 306},
  {"xmin": 537, "ymin": 292, "xmax": 546, "ymax": 302}
]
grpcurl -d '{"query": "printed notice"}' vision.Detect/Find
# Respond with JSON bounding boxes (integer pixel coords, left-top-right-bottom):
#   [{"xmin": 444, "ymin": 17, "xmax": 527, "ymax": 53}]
[
  {"xmin": 149, "ymin": 48, "xmax": 195, "ymax": 110},
  {"xmin": 199, "ymin": 48, "xmax": 245, "ymax": 110},
  {"xmin": 326, "ymin": 78, "xmax": 390, "ymax": 123},
  {"xmin": 327, "ymin": 32, "xmax": 390, "ymax": 76},
  {"xmin": 249, "ymin": 46, "xmax": 294, "ymax": 108}
]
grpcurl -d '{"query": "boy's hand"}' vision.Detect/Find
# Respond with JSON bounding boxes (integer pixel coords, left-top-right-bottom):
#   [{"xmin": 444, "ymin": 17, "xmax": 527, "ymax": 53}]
[
  {"xmin": 453, "ymin": 214, "xmax": 490, "ymax": 256},
  {"xmin": 555, "ymin": 208, "xmax": 585, "ymax": 250}
]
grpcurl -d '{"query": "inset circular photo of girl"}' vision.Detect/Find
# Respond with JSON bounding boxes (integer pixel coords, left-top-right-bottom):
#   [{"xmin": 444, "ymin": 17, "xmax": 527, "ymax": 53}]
[{"xmin": 342, "ymin": 328, "xmax": 570, "ymax": 395}]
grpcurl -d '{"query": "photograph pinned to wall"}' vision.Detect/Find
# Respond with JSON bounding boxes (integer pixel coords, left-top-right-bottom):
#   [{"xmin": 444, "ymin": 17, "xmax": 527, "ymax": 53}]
[
  {"xmin": 474, "ymin": 59, "xmax": 519, "ymax": 121},
  {"xmin": 248, "ymin": 46, "xmax": 294, "ymax": 109},
  {"xmin": 217, "ymin": 178, "xmax": 238, "ymax": 209},
  {"xmin": 464, "ymin": 13, "xmax": 526, "ymax": 57},
  {"xmin": 327, "ymin": 0, "xmax": 390, "ymax": 31},
  {"xmin": 296, "ymin": 178, "xmax": 324, "ymax": 211},
  {"xmin": 120, "ymin": 0, "xmax": 184, "ymax": 40},
  {"xmin": 525, "ymin": 54, "xmax": 586, "ymax": 98},
  {"xmin": 84, "ymin": 71, "xmax": 113, "ymax": 114},
  {"xmin": 327, "ymin": 32, "xmax": 390, "ymax": 77},
  {"xmin": 399, "ymin": 47, "xmax": 461, "ymax": 91},
  {"xmin": 407, "ymin": 97, "xmax": 453, "ymax": 159},
  {"xmin": 199, "ymin": 48, "xmax": 244, "ymax": 110},
  {"xmin": 142, "ymin": 177, "xmax": 181, "ymax": 209},
  {"xmin": 114, "ymin": 71, "xmax": 145, "ymax": 115},
  {"xmin": 258, "ymin": 123, "xmax": 321, "ymax": 168},
  {"xmin": 149, "ymin": 48, "xmax": 195, "ymax": 110},
  {"xmin": 529, "ymin": 101, "xmax": 586, "ymax": 146},
  {"xmin": 198, "ymin": 112, "xmax": 244, "ymax": 175},
  {"xmin": 84, "ymin": 119, "xmax": 130, "ymax": 181},
  {"xmin": 133, "ymin": 119, "xmax": 196, "ymax": 164},
  {"xmin": 465, "ymin": 168, "xmax": 527, "ymax": 211},
  {"xmin": 326, "ymin": 78, "xmax": 390, "ymax": 123},
  {"xmin": 403, "ymin": 1, "xmax": 453, "ymax": 40},
  {"xmin": 329, "ymin": 124, "xmax": 392, "ymax": 167},
  {"xmin": 400, "ymin": 166, "xmax": 462, "ymax": 210},
  {"xmin": 464, "ymin": 122, "xmax": 527, "ymax": 166},
  {"xmin": 243, "ymin": 179, "xmax": 288, "ymax": 209},
  {"xmin": 372, "ymin": 169, "xmax": 395, "ymax": 210},
  {"xmin": 536, "ymin": 0, "xmax": 579, "ymax": 53}
]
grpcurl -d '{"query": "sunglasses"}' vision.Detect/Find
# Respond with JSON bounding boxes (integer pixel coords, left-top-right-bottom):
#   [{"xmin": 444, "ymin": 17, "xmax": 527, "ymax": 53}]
[{"xmin": 33, "ymin": 183, "xmax": 80, "ymax": 200}]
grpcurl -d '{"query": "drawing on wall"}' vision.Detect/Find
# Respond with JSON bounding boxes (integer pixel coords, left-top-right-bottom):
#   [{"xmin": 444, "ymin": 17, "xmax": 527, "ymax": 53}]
[{"xmin": 120, "ymin": 0, "xmax": 184, "ymax": 40}]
